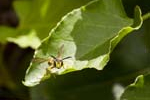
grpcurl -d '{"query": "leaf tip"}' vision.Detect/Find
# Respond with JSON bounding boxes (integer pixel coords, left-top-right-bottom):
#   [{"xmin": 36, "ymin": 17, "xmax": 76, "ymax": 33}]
[
  {"xmin": 132, "ymin": 5, "xmax": 143, "ymax": 29},
  {"xmin": 131, "ymin": 75, "xmax": 144, "ymax": 88},
  {"xmin": 22, "ymin": 80, "xmax": 39, "ymax": 87}
]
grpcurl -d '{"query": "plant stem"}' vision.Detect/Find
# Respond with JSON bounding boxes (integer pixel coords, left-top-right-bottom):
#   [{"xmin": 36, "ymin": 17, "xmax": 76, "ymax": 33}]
[{"xmin": 142, "ymin": 12, "xmax": 150, "ymax": 21}]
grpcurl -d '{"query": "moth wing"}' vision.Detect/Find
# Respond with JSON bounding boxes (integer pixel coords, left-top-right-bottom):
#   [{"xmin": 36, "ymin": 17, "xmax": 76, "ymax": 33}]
[{"xmin": 32, "ymin": 57, "xmax": 49, "ymax": 63}]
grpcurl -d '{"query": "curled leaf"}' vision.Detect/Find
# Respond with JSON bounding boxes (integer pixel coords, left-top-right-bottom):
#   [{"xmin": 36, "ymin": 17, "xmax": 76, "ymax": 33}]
[{"xmin": 23, "ymin": 0, "xmax": 143, "ymax": 87}]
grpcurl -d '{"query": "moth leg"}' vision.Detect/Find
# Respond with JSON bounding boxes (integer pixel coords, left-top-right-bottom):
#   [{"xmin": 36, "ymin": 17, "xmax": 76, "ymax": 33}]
[{"xmin": 47, "ymin": 66, "xmax": 54, "ymax": 71}]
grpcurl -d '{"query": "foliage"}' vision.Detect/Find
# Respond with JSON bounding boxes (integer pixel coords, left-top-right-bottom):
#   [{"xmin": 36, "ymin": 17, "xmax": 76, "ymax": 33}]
[
  {"xmin": 23, "ymin": 0, "xmax": 143, "ymax": 86},
  {"xmin": 0, "ymin": 0, "xmax": 150, "ymax": 100}
]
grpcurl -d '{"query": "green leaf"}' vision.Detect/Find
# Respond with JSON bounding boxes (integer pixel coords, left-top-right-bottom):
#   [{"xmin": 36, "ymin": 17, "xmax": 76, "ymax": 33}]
[
  {"xmin": 0, "ymin": 0, "xmax": 92, "ymax": 48},
  {"xmin": 7, "ymin": 30, "xmax": 41, "ymax": 49},
  {"xmin": 119, "ymin": 16, "xmax": 150, "ymax": 100},
  {"xmin": 29, "ymin": 71, "xmax": 118, "ymax": 100},
  {"xmin": 121, "ymin": 74, "xmax": 150, "ymax": 100},
  {"xmin": 23, "ymin": 0, "xmax": 142, "ymax": 87}
]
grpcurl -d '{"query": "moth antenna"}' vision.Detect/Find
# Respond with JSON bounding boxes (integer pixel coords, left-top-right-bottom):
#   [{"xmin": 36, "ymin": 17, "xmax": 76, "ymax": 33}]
[
  {"xmin": 50, "ymin": 55, "xmax": 57, "ymax": 60},
  {"xmin": 62, "ymin": 56, "xmax": 72, "ymax": 60}
]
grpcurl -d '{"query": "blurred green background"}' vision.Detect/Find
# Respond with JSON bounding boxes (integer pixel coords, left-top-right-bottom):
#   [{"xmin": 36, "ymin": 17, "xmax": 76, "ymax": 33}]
[{"xmin": 0, "ymin": 0, "xmax": 149, "ymax": 100}]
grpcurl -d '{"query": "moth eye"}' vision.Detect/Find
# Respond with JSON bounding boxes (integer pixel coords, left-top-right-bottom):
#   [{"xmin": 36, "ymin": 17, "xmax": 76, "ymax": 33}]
[
  {"xmin": 48, "ymin": 61, "xmax": 52, "ymax": 66},
  {"xmin": 61, "ymin": 61, "xmax": 63, "ymax": 66}
]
